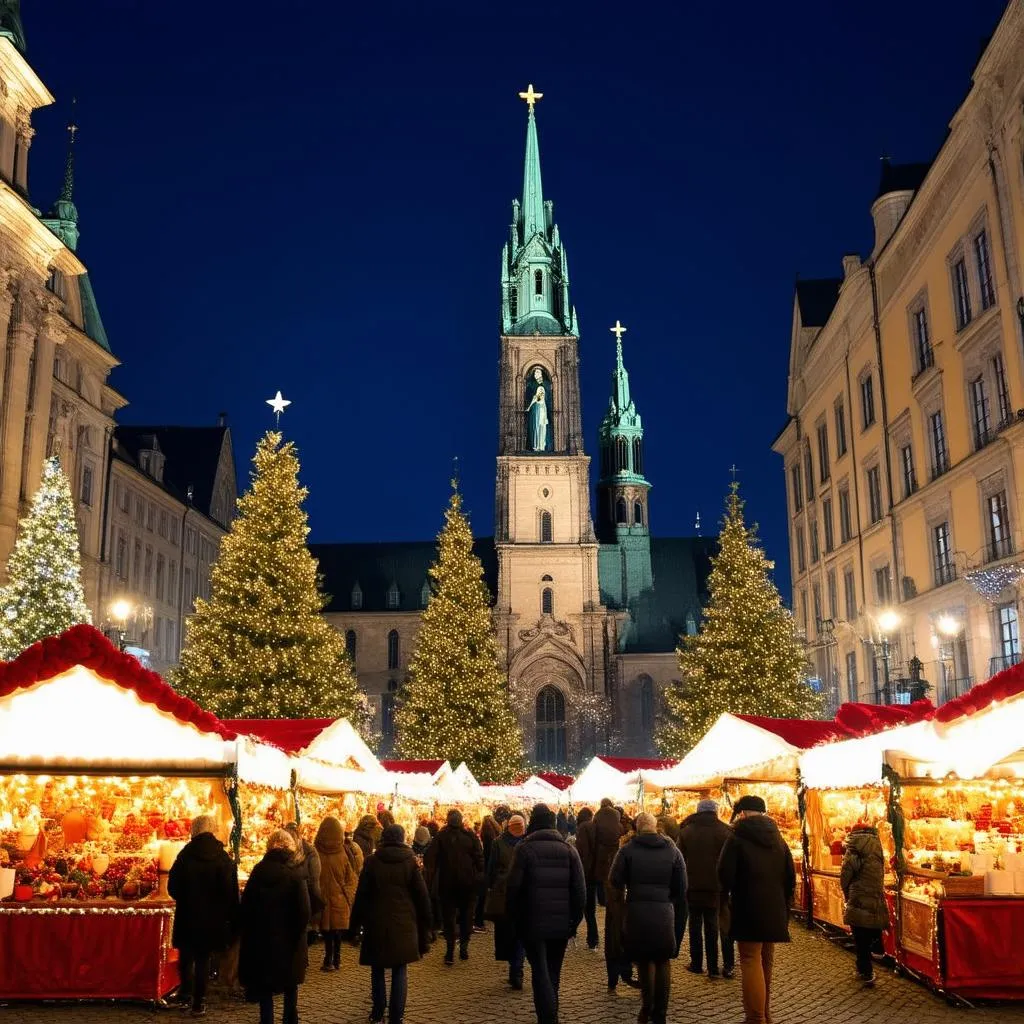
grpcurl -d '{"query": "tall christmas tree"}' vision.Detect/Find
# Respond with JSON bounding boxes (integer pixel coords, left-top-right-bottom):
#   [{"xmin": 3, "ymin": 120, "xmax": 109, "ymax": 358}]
[
  {"xmin": 173, "ymin": 431, "xmax": 363, "ymax": 722},
  {"xmin": 0, "ymin": 456, "xmax": 92, "ymax": 659},
  {"xmin": 657, "ymin": 482, "xmax": 820, "ymax": 756},
  {"xmin": 395, "ymin": 483, "xmax": 524, "ymax": 783}
]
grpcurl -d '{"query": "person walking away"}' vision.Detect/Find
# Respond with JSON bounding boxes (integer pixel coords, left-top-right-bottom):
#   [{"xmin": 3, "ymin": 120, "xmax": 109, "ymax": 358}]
[
  {"xmin": 592, "ymin": 798, "xmax": 622, "ymax": 906},
  {"xmin": 603, "ymin": 817, "xmax": 640, "ymax": 993},
  {"xmin": 475, "ymin": 814, "xmax": 502, "ymax": 930},
  {"xmin": 412, "ymin": 826, "xmax": 431, "ymax": 860},
  {"xmin": 284, "ymin": 823, "xmax": 323, "ymax": 949},
  {"xmin": 840, "ymin": 823, "xmax": 889, "ymax": 986},
  {"xmin": 610, "ymin": 812, "xmax": 686, "ymax": 1024},
  {"xmin": 168, "ymin": 814, "xmax": 239, "ymax": 1017},
  {"xmin": 717, "ymin": 795, "xmax": 795, "ymax": 1024},
  {"xmin": 573, "ymin": 807, "xmax": 599, "ymax": 949},
  {"xmin": 314, "ymin": 816, "xmax": 362, "ymax": 972},
  {"xmin": 657, "ymin": 810, "xmax": 680, "ymax": 846},
  {"xmin": 239, "ymin": 830, "xmax": 310, "ymax": 1024},
  {"xmin": 485, "ymin": 813, "xmax": 527, "ymax": 988},
  {"xmin": 350, "ymin": 825, "xmax": 432, "ymax": 1024},
  {"xmin": 353, "ymin": 815, "xmax": 382, "ymax": 863},
  {"xmin": 506, "ymin": 804, "xmax": 585, "ymax": 1024},
  {"xmin": 678, "ymin": 799, "xmax": 734, "ymax": 979},
  {"xmin": 423, "ymin": 808, "xmax": 484, "ymax": 965}
]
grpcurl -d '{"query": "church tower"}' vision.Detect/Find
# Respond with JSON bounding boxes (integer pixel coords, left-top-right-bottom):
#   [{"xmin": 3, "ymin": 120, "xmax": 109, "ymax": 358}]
[{"xmin": 494, "ymin": 86, "xmax": 616, "ymax": 767}]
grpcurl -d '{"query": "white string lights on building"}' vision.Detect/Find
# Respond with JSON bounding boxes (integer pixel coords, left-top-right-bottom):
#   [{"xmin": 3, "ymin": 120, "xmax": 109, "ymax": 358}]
[{"xmin": 964, "ymin": 563, "xmax": 1024, "ymax": 603}]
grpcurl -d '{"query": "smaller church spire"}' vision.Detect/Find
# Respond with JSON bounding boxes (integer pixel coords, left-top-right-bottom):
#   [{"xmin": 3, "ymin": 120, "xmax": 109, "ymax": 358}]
[
  {"xmin": 610, "ymin": 320, "xmax": 631, "ymax": 412},
  {"xmin": 60, "ymin": 106, "xmax": 78, "ymax": 204},
  {"xmin": 43, "ymin": 105, "xmax": 80, "ymax": 252}
]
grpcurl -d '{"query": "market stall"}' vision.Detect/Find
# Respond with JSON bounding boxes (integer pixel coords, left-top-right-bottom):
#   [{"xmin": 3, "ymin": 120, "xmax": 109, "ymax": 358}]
[{"xmin": 0, "ymin": 625, "xmax": 237, "ymax": 1002}]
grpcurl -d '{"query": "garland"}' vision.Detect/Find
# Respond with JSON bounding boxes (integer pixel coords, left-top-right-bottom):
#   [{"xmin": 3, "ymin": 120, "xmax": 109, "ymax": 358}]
[{"xmin": 225, "ymin": 763, "xmax": 241, "ymax": 861}]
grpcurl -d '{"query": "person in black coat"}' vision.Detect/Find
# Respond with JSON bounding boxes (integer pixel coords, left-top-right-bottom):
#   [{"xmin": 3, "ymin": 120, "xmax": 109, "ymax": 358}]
[
  {"xmin": 168, "ymin": 814, "xmax": 239, "ymax": 1016},
  {"xmin": 349, "ymin": 825, "xmax": 431, "ymax": 1024},
  {"xmin": 610, "ymin": 812, "xmax": 687, "ymax": 1024},
  {"xmin": 485, "ymin": 814, "xmax": 526, "ymax": 988},
  {"xmin": 573, "ymin": 807, "xmax": 599, "ymax": 949},
  {"xmin": 505, "ymin": 804, "xmax": 586, "ymax": 1024},
  {"xmin": 678, "ymin": 799, "xmax": 735, "ymax": 977},
  {"xmin": 239, "ymin": 830, "xmax": 311, "ymax": 1024},
  {"xmin": 718, "ymin": 796, "xmax": 796, "ymax": 1024},
  {"xmin": 422, "ymin": 808, "xmax": 484, "ymax": 964}
]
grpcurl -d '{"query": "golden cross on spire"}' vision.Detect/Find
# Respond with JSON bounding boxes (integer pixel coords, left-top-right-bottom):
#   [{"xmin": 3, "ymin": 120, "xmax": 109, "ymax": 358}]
[
  {"xmin": 518, "ymin": 83, "xmax": 543, "ymax": 111},
  {"xmin": 610, "ymin": 320, "xmax": 627, "ymax": 342}
]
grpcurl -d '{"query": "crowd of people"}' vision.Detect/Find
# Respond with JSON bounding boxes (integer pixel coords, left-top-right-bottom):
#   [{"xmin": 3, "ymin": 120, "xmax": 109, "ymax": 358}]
[{"xmin": 165, "ymin": 793, "xmax": 886, "ymax": 1024}]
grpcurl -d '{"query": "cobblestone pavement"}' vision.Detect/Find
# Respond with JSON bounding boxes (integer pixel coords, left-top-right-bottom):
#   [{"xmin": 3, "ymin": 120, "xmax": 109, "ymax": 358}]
[{"xmin": 5, "ymin": 917, "xmax": 1024, "ymax": 1024}]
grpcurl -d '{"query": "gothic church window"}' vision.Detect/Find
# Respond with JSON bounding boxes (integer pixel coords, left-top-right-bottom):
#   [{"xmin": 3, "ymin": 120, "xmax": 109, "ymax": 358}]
[
  {"xmin": 542, "ymin": 587, "xmax": 553, "ymax": 616},
  {"xmin": 345, "ymin": 629, "xmax": 357, "ymax": 661},
  {"xmin": 634, "ymin": 501, "xmax": 643, "ymax": 526},
  {"xmin": 535, "ymin": 686, "xmax": 566, "ymax": 766},
  {"xmin": 351, "ymin": 582, "xmax": 363, "ymax": 610},
  {"xmin": 615, "ymin": 436, "xmax": 629, "ymax": 473},
  {"xmin": 616, "ymin": 498, "xmax": 628, "ymax": 525},
  {"xmin": 540, "ymin": 510, "xmax": 553, "ymax": 543},
  {"xmin": 534, "ymin": 270, "xmax": 543, "ymax": 295},
  {"xmin": 633, "ymin": 437, "xmax": 643, "ymax": 476},
  {"xmin": 387, "ymin": 629, "xmax": 400, "ymax": 671}
]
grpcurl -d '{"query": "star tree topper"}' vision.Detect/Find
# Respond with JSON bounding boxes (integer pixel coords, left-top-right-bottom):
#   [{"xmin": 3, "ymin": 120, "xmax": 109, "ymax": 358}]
[{"xmin": 266, "ymin": 390, "xmax": 291, "ymax": 425}]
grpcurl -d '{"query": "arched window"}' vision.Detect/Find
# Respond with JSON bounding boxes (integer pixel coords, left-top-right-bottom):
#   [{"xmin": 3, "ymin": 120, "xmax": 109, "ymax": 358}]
[
  {"xmin": 387, "ymin": 629, "xmax": 400, "ymax": 671},
  {"xmin": 615, "ymin": 436, "xmax": 629, "ymax": 473},
  {"xmin": 345, "ymin": 629, "xmax": 357, "ymax": 661},
  {"xmin": 540, "ymin": 510, "xmax": 553, "ymax": 543},
  {"xmin": 351, "ymin": 582, "xmax": 363, "ymax": 610},
  {"xmin": 634, "ymin": 501, "xmax": 644, "ymax": 526},
  {"xmin": 601, "ymin": 445, "xmax": 611, "ymax": 477},
  {"xmin": 536, "ymin": 686, "xmax": 567, "ymax": 765},
  {"xmin": 386, "ymin": 582, "xmax": 400, "ymax": 609},
  {"xmin": 382, "ymin": 679, "xmax": 398, "ymax": 745},
  {"xmin": 639, "ymin": 674, "xmax": 654, "ymax": 734},
  {"xmin": 633, "ymin": 437, "xmax": 643, "ymax": 476},
  {"xmin": 542, "ymin": 587, "xmax": 553, "ymax": 615},
  {"xmin": 534, "ymin": 269, "xmax": 543, "ymax": 295},
  {"xmin": 420, "ymin": 579, "xmax": 431, "ymax": 608},
  {"xmin": 616, "ymin": 498, "xmax": 628, "ymax": 525},
  {"xmin": 541, "ymin": 574, "xmax": 553, "ymax": 581}
]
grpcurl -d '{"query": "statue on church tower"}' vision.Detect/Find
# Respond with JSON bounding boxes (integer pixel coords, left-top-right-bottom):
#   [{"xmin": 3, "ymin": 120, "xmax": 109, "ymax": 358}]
[{"xmin": 525, "ymin": 365, "xmax": 551, "ymax": 452}]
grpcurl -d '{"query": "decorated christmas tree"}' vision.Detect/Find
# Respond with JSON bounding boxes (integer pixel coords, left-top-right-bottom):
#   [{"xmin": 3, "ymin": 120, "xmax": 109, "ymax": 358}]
[
  {"xmin": 657, "ymin": 482, "xmax": 820, "ymax": 756},
  {"xmin": 395, "ymin": 483, "xmax": 524, "ymax": 783},
  {"xmin": 173, "ymin": 431, "xmax": 364, "ymax": 722},
  {"xmin": 0, "ymin": 456, "xmax": 92, "ymax": 659}
]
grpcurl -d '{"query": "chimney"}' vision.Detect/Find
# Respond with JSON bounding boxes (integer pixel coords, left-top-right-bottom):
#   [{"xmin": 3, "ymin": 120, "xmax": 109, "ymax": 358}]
[
  {"xmin": 217, "ymin": 411, "xmax": 227, "ymax": 427},
  {"xmin": 842, "ymin": 254, "xmax": 861, "ymax": 279}
]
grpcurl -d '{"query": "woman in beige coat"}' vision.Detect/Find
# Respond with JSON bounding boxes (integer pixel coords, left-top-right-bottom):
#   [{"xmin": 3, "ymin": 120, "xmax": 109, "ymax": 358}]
[{"xmin": 315, "ymin": 816, "xmax": 363, "ymax": 971}]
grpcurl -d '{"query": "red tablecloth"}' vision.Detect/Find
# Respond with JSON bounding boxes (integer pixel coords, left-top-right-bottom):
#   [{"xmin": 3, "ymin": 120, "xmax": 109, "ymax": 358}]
[
  {"xmin": 943, "ymin": 898, "xmax": 1024, "ymax": 999},
  {"xmin": 0, "ymin": 901, "xmax": 178, "ymax": 1001}
]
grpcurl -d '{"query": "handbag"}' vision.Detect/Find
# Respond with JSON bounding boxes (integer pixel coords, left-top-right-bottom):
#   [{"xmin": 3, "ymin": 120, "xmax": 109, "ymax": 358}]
[{"xmin": 483, "ymin": 880, "xmax": 507, "ymax": 921}]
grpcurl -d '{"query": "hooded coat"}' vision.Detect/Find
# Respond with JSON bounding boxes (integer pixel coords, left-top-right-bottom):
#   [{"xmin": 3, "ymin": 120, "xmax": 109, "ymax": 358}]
[
  {"xmin": 353, "ymin": 815, "xmax": 382, "ymax": 863},
  {"xmin": 423, "ymin": 823, "xmax": 484, "ymax": 896},
  {"xmin": 505, "ymin": 828, "xmax": 586, "ymax": 941},
  {"xmin": 168, "ymin": 831, "xmax": 239, "ymax": 953},
  {"xmin": 239, "ymin": 848, "xmax": 310, "ymax": 998},
  {"xmin": 840, "ymin": 826, "xmax": 890, "ymax": 930},
  {"xmin": 349, "ymin": 835, "xmax": 432, "ymax": 968},
  {"xmin": 487, "ymin": 829, "xmax": 524, "ymax": 962},
  {"xmin": 677, "ymin": 811, "xmax": 733, "ymax": 908},
  {"xmin": 592, "ymin": 804, "xmax": 623, "ymax": 884},
  {"xmin": 315, "ymin": 817, "xmax": 363, "ymax": 931},
  {"xmin": 610, "ymin": 832, "xmax": 687, "ymax": 962},
  {"xmin": 290, "ymin": 835, "xmax": 323, "ymax": 918},
  {"xmin": 574, "ymin": 816, "xmax": 596, "ymax": 882},
  {"xmin": 718, "ymin": 815, "xmax": 795, "ymax": 943}
]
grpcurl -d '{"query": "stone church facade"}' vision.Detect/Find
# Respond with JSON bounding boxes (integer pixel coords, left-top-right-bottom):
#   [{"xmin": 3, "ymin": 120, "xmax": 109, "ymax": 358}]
[{"xmin": 317, "ymin": 92, "xmax": 713, "ymax": 765}]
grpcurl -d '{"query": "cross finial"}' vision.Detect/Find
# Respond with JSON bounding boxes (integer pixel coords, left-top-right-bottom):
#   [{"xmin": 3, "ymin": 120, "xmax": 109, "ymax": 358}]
[
  {"xmin": 610, "ymin": 320, "xmax": 627, "ymax": 342},
  {"xmin": 67, "ymin": 96, "xmax": 78, "ymax": 141},
  {"xmin": 729, "ymin": 463, "xmax": 739, "ymax": 481},
  {"xmin": 266, "ymin": 390, "xmax": 291, "ymax": 426},
  {"xmin": 451, "ymin": 454, "xmax": 460, "ymax": 491},
  {"xmin": 518, "ymin": 83, "xmax": 543, "ymax": 111}
]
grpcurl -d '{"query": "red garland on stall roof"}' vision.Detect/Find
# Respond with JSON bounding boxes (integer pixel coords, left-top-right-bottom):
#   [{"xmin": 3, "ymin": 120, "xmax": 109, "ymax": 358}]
[
  {"xmin": 0, "ymin": 624, "xmax": 236, "ymax": 741},
  {"xmin": 933, "ymin": 661, "xmax": 1024, "ymax": 724}
]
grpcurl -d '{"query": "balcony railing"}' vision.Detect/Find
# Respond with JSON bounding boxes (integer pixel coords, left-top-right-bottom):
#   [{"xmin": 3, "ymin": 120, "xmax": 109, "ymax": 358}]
[
  {"xmin": 933, "ymin": 561, "xmax": 957, "ymax": 587},
  {"xmin": 989, "ymin": 652, "xmax": 1022, "ymax": 676},
  {"xmin": 939, "ymin": 676, "xmax": 973, "ymax": 704},
  {"xmin": 875, "ymin": 680, "xmax": 931, "ymax": 706},
  {"xmin": 988, "ymin": 536, "xmax": 1014, "ymax": 562}
]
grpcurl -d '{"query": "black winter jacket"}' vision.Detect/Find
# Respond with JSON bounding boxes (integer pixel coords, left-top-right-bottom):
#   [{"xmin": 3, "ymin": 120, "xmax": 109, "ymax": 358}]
[
  {"xmin": 505, "ymin": 828, "xmax": 586, "ymax": 941},
  {"xmin": 592, "ymin": 806, "xmax": 623, "ymax": 884},
  {"xmin": 840, "ymin": 827, "xmax": 890, "ymax": 930},
  {"xmin": 718, "ymin": 815, "xmax": 795, "ymax": 943},
  {"xmin": 238, "ymin": 849, "xmax": 310, "ymax": 998},
  {"xmin": 167, "ymin": 832, "xmax": 239, "ymax": 953},
  {"xmin": 677, "ymin": 812, "xmax": 732, "ymax": 908},
  {"xmin": 610, "ymin": 832, "xmax": 687, "ymax": 962},
  {"xmin": 423, "ymin": 824, "xmax": 484, "ymax": 896}
]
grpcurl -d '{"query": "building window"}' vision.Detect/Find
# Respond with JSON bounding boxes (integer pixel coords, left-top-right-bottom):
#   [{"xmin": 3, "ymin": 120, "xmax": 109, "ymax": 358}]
[
  {"xmin": 420, "ymin": 580, "xmax": 431, "ymax": 608},
  {"xmin": 993, "ymin": 353, "xmax": 1012, "ymax": 427},
  {"xmin": 839, "ymin": 488, "xmax": 852, "ymax": 544},
  {"xmin": 541, "ymin": 587, "xmax": 553, "ymax": 615},
  {"xmin": 934, "ymin": 521, "xmax": 955, "ymax": 585},
  {"xmin": 351, "ymin": 582, "xmax": 363, "ymax": 610},
  {"xmin": 827, "ymin": 569, "xmax": 838, "ymax": 620},
  {"xmin": 155, "ymin": 554, "xmax": 165, "ymax": 602},
  {"xmin": 345, "ymin": 629, "xmax": 357, "ymax": 661},
  {"xmin": 975, "ymin": 229, "xmax": 995, "ymax": 310},
  {"xmin": 874, "ymin": 565, "xmax": 893, "ymax": 605},
  {"xmin": 795, "ymin": 526, "xmax": 806, "ymax": 573},
  {"xmin": 183, "ymin": 568, "xmax": 193, "ymax": 610},
  {"xmin": 809, "ymin": 519, "xmax": 820, "ymax": 564},
  {"xmin": 168, "ymin": 561, "xmax": 177, "ymax": 602},
  {"xmin": 998, "ymin": 604, "xmax": 1020, "ymax": 662},
  {"xmin": 146, "ymin": 504, "xmax": 155, "ymax": 532},
  {"xmin": 822, "ymin": 497, "xmax": 834, "ymax": 553},
  {"xmin": 899, "ymin": 444, "xmax": 916, "ymax": 499},
  {"xmin": 866, "ymin": 466, "xmax": 882, "ymax": 524},
  {"xmin": 816, "ymin": 422, "xmax": 830, "ymax": 482},
  {"xmin": 913, "ymin": 307, "xmax": 933, "ymax": 375},
  {"xmin": 790, "ymin": 464, "xmax": 803, "ymax": 513},
  {"xmin": 843, "ymin": 568, "xmax": 857, "ymax": 621},
  {"xmin": 386, "ymin": 583, "xmax": 400, "ymax": 610},
  {"xmin": 846, "ymin": 651, "xmax": 858, "ymax": 702},
  {"xmin": 798, "ymin": 589, "xmax": 808, "ymax": 636},
  {"xmin": 119, "ymin": 487, "xmax": 130, "ymax": 513},
  {"xmin": 115, "ymin": 531, "xmax": 127, "ymax": 578},
  {"xmin": 387, "ymin": 629, "xmax": 400, "ymax": 671},
  {"xmin": 382, "ymin": 680, "xmax": 398, "ymax": 744},
  {"xmin": 639, "ymin": 675, "xmax": 654, "ymax": 735},
  {"xmin": 541, "ymin": 509, "xmax": 553, "ymax": 542},
  {"xmin": 803, "ymin": 446, "xmax": 814, "ymax": 498},
  {"xmin": 80, "ymin": 465, "xmax": 93, "ymax": 506},
  {"xmin": 615, "ymin": 436, "xmax": 629, "ymax": 473},
  {"xmin": 535, "ymin": 686, "xmax": 567, "ymax": 765},
  {"xmin": 812, "ymin": 583, "xmax": 823, "ymax": 631},
  {"xmin": 971, "ymin": 375, "xmax": 991, "ymax": 449},
  {"xmin": 615, "ymin": 499, "xmax": 627, "ymax": 526},
  {"xmin": 534, "ymin": 269, "xmax": 543, "ymax": 296},
  {"xmin": 953, "ymin": 257, "xmax": 972, "ymax": 329},
  {"xmin": 929, "ymin": 411, "xmax": 949, "ymax": 478},
  {"xmin": 632, "ymin": 437, "xmax": 643, "ymax": 476},
  {"xmin": 834, "ymin": 400, "xmax": 847, "ymax": 457},
  {"xmin": 132, "ymin": 540, "xmax": 142, "ymax": 588},
  {"xmin": 988, "ymin": 490, "xmax": 1012, "ymax": 561},
  {"xmin": 633, "ymin": 501, "xmax": 644, "ymax": 526},
  {"xmin": 861, "ymin": 374, "xmax": 876, "ymax": 429}
]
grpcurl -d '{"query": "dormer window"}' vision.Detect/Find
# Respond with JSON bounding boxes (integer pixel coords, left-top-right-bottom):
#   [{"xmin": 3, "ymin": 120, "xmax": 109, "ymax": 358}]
[
  {"xmin": 420, "ymin": 579, "xmax": 431, "ymax": 608},
  {"xmin": 534, "ymin": 270, "xmax": 543, "ymax": 295},
  {"xmin": 386, "ymin": 582, "xmax": 400, "ymax": 609},
  {"xmin": 351, "ymin": 582, "xmax": 363, "ymax": 610}
]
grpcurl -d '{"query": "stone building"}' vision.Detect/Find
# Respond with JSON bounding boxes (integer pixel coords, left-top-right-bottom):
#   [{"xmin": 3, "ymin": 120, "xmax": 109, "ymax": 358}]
[
  {"xmin": 774, "ymin": 1, "xmax": 1024, "ymax": 709},
  {"xmin": 316, "ymin": 90, "xmax": 713, "ymax": 764}
]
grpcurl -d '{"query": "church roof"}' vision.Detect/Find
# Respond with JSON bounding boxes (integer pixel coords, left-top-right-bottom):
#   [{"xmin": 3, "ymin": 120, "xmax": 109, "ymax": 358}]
[
  {"xmin": 795, "ymin": 278, "xmax": 841, "ymax": 328},
  {"xmin": 312, "ymin": 538, "xmax": 498, "ymax": 613}
]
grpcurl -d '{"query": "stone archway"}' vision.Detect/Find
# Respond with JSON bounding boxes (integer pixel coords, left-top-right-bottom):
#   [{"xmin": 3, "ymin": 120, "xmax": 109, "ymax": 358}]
[{"xmin": 512, "ymin": 652, "xmax": 586, "ymax": 768}]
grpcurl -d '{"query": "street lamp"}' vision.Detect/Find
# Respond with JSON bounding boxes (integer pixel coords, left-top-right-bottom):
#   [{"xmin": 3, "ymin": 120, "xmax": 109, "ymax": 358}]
[
  {"xmin": 109, "ymin": 599, "xmax": 134, "ymax": 652},
  {"xmin": 876, "ymin": 609, "xmax": 901, "ymax": 701}
]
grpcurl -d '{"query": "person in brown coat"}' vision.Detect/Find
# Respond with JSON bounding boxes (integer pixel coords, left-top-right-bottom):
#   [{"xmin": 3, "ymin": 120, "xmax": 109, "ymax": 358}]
[
  {"xmin": 350, "ymin": 825, "xmax": 432, "ymax": 1024},
  {"xmin": 353, "ymin": 814, "xmax": 382, "ymax": 862},
  {"xmin": 573, "ymin": 807, "xmax": 599, "ymax": 948},
  {"xmin": 314, "ymin": 816, "xmax": 363, "ymax": 972},
  {"xmin": 592, "ymin": 798, "xmax": 623, "ymax": 895}
]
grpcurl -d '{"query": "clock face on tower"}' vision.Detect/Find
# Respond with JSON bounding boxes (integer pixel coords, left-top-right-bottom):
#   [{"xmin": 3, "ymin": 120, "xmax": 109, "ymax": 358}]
[{"xmin": 525, "ymin": 366, "xmax": 553, "ymax": 453}]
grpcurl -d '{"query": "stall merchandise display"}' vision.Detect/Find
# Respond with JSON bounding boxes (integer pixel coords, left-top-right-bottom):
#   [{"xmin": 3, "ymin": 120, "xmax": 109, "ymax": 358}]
[{"xmin": 237, "ymin": 783, "xmax": 296, "ymax": 878}]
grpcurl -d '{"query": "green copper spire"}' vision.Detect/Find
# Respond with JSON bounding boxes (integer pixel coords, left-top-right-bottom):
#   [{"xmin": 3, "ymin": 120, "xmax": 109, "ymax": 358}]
[
  {"xmin": 0, "ymin": 1, "xmax": 26, "ymax": 53},
  {"xmin": 43, "ymin": 113, "xmax": 79, "ymax": 251},
  {"xmin": 598, "ymin": 321, "xmax": 646, "ymax": 487},
  {"xmin": 501, "ymin": 85, "xmax": 573, "ymax": 336}
]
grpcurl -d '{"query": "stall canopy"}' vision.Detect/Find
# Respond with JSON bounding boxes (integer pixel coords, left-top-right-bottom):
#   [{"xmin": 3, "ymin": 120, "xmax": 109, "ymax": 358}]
[
  {"xmin": 536, "ymin": 772, "xmax": 574, "ymax": 792},
  {"xmin": 0, "ymin": 625, "xmax": 235, "ymax": 771},
  {"xmin": 570, "ymin": 755, "xmax": 645, "ymax": 804}
]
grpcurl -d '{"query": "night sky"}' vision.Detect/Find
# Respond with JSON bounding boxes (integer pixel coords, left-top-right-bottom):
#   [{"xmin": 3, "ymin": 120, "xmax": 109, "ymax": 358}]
[{"xmin": 26, "ymin": 1, "xmax": 1008, "ymax": 596}]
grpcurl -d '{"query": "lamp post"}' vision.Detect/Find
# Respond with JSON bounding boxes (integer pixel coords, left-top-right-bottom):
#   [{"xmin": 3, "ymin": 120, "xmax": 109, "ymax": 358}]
[
  {"xmin": 109, "ymin": 598, "xmax": 134, "ymax": 652},
  {"xmin": 936, "ymin": 614, "xmax": 961, "ymax": 701},
  {"xmin": 876, "ymin": 609, "xmax": 901, "ymax": 702}
]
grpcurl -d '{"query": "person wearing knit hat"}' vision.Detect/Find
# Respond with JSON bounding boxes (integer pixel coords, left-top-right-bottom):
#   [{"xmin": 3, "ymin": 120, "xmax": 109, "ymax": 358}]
[
  {"xmin": 484, "ymin": 814, "xmax": 528, "ymax": 989},
  {"xmin": 506, "ymin": 804, "xmax": 586, "ymax": 1024},
  {"xmin": 679, "ymin": 798, "xmax": 734, "ymax": 978},
  {"xmin": 507, "ymin": 815, "xmax": 526, "ymax": 836}
]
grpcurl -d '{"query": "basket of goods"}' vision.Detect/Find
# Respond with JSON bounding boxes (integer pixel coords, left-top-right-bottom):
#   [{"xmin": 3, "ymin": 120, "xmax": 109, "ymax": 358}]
[{"xmin": 943, "ymin": 873, "xmax": 985, "ymax": 898}]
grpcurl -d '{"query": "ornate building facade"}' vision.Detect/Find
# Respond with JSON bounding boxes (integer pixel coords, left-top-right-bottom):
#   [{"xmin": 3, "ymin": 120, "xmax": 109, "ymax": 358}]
[{"xmin": 318, "ymin": 91, "xmax": 713, "ymax": 764}]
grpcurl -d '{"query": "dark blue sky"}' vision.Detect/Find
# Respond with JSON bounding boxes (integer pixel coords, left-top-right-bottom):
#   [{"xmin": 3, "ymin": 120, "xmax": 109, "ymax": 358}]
[{"xmin": 27, "ymin": 1, "xmax": 1007, "ymax": 591}]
